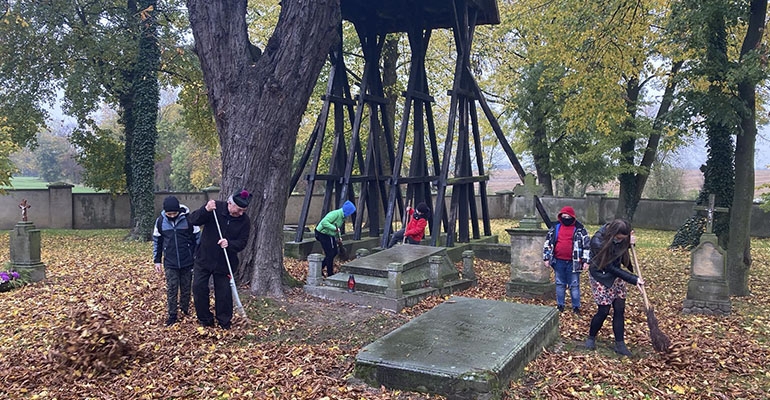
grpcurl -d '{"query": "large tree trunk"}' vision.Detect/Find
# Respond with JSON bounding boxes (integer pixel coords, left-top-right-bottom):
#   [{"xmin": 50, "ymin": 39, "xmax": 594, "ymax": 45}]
[
  {"xmin": 129, "ymin": 0, "xmax": 160, "ymax": 241},
  {"xmin": 728, "ymin": 0, "xmax": 766, "ymax": 296},
  {"xmin": 187, "ymin": 0, "xmax": 341, "ymax": 297},
  {"xmin": 631, "ymin": 61, "xmax": 682, "ymax": 208},
  {"xmin": 615, "ymin": 77, "xmax": 641, "ymax": 221},
  {"xmin": 531, "ymin": 124, "xmax": 553, "ymax": 196},
  {"xmin": 616, "ymin": 63, "xmax": 681, "ymax": 222}
]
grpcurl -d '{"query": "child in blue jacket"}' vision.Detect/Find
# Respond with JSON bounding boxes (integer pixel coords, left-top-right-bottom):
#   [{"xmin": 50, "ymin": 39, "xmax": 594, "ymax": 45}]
[{"xmin": 153, "ymin": 196, "xmax": 199, "ymax": 326}]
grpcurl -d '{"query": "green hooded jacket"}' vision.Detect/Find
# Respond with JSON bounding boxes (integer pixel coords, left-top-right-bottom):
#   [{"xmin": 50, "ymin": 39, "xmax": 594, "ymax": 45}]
[{"xmin": 316, "ymin": 209, "xmax": 344, "ymax": 236}]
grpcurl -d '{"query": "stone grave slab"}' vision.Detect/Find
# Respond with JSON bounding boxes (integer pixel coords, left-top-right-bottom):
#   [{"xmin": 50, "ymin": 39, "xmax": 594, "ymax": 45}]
[
  {"xmin": 355, "ymin": 296, "xmax": 559, "ymax": 399},
  {"xmin": 305, "ymin": 245, "xmax": 476, "ymax": 311}
]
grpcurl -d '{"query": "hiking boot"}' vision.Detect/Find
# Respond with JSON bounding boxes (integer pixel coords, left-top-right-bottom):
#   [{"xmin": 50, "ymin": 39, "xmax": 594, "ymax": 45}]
[
  {"xmin": 165, "ymin": 315, "xmax": 177, "ymax": 326},
  {"xmin": 198, "ymin": 319, "xmax": 215, "ymax": 327},
  {"xmin": 557, "ymin": 305, "xmax": 565, "ymax": 312},
  {"xmin": 584, "ymin": 336, "xmax": 596, "ymax": 350},
  {"xmin": 614, "ymin": 341, "xmax": 632, "ymax": 357},
  {"xmin": 573, "ymin": 307, "xmax": 580, "ymax": 314}
]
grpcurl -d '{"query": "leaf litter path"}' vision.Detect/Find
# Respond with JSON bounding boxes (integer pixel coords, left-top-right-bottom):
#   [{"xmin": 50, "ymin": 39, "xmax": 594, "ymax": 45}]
[{"xmin": 0, "ymin": 229, "xmax": 769, "ymax": 399}]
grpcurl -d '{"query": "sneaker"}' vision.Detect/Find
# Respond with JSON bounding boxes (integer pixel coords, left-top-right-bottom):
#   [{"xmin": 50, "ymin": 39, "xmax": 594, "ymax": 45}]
[
  {"xmin": 557, "ymin": 305, "xmax": 565, "ymax": 312},
  {"xmin": 614, "ymin": 341, "xmax": 632, "ymax": 357},
  {"xmin": 165, "ymin": 316, "xmax": 177, "ymax": 326},
  {"xmin": 572, "ymin": 307, "xmax": 580, "ymax": 314},
  {"xmin": 584, "ymin": 336, "xmax": 596, "ymax": 350}
]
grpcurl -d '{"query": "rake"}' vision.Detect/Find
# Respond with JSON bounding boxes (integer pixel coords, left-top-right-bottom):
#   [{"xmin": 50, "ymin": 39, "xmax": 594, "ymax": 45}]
[
  {"xmin": 212, "ymin": 210, "xmax": 247, "ymax": 318},
  {"xmin": 630, "ymin": 244, "xmax": 671, "ymax": 353}
]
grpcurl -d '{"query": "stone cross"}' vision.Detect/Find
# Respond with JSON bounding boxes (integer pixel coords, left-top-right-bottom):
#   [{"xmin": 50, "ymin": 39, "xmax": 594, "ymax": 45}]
[
  {"xmin": 513, "ymin": 173, "xmax": 544, "ymax": 218},
  {"xmin": 19, "ymin": 199, "xmax": 31, "ymax": 222},
  {"xmin": 693, "ymin": 194, "xmax": 729, "ymax": 234}
]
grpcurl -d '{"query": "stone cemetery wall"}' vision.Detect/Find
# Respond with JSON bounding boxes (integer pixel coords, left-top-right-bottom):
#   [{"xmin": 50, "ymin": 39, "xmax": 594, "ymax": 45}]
[{"xmin": 1, "ymin": 186, "xmax": 770, "ymax": 236}]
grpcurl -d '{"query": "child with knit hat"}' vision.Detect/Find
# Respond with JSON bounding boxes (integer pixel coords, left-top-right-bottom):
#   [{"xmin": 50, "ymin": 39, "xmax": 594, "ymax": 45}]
[
  {"xmin": 153, "ymin": 196, "xmax": 199, "ymax": 326},
  {"xmin": 387, "ymin": 202, "xmax": 431, "ymax": 248}
]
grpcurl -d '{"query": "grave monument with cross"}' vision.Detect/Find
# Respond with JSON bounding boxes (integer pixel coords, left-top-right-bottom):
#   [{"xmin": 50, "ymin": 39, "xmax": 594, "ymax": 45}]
[
  {"xmin": 10, "ymin": 199, "xmax": 46, "ymax": 282},
  {"xmin": 683, "ymin": 194, "xmax": 731, "ymax": 315},
  {"xmin": 693, "ymin": 194, "xmax": 729, "ymax": 238},
  {"xmin": 513, "ymin": 173, "xmax": 546, "ymax": 230},
  {"xmin": 505, "ymin": 173, "xmax": 553, "ymax": 300}
]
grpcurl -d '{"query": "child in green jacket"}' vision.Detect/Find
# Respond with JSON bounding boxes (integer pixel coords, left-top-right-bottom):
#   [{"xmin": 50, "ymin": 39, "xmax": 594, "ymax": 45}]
[{"xmin": 314, "ymin": 200, "xmax": 356, "ymax": 277}]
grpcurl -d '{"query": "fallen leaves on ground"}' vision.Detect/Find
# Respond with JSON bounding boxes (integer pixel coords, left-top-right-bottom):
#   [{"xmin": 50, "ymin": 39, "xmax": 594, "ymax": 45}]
[{"xmin": 0, "ymin": 228, "xmax": 768, "ymax": 399}]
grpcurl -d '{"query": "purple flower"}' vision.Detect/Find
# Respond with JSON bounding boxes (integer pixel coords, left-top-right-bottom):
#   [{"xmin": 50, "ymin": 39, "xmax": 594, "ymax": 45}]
[
  {"xmin": 10, "ymin": 271, "xmax": 20, "ymax": 279},
  {"xmin": 0, "ymin": 272, "xmax": 9, "ymax": 282}
]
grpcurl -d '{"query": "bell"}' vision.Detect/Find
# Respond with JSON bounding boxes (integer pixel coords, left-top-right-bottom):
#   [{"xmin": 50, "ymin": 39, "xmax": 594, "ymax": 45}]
[{"xmin": 347, "ymin": 274, "xmax": 356, "ymax": 292}]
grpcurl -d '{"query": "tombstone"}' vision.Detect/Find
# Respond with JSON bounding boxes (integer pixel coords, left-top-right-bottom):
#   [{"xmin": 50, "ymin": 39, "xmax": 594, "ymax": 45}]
[
  {"xmin": 683, "ymin": 195, "xmax": 731, "ymax": 315},
  {"xmin": 505, "ymin": 176, "xmax": 553, "ymax": 299},
  {"xmin": 355, "ymin": 296, "xmax": 559, "ymax": 399},
  {"xmin": 304, "ymin": 245, "xmax": 476, "ymax": 312},
  {"xmin": 513, "ymin": 173, "xmax": 544, "ymax": 230},
  {"xmin": 10, "ymin": 199, "xmax": 46, "ymax": 282}
]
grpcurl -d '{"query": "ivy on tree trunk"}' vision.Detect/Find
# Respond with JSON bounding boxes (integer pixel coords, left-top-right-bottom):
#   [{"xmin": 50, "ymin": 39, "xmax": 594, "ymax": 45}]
[{"xmin": 130, "ymin": 0, "xmax": 160, "ymax": 241}]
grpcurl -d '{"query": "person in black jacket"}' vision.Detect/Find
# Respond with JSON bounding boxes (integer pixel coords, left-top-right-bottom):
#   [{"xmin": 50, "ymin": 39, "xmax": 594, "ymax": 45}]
[
  {"xmin": 153, "ymin": 196, "xmax": 199, "ymax": 326},
  {"xmin": 584, "ymin": 219, "xmax": 644, "ymax": 356},
  {"xmin": 189, "ymin": 190, "xmax": 252, "ymax": 329}
]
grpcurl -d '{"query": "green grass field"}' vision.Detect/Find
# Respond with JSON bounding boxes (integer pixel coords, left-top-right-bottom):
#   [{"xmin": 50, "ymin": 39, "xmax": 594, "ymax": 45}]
[{"xmin": 2, "ymin": 176, "xmax": 103, "ymax": 193}]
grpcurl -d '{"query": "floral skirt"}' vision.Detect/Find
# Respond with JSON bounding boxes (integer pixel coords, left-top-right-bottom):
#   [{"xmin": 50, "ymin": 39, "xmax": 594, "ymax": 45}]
[{"xmin": 589, "ymin": 275, "xmax": 627, "ymax": 306}]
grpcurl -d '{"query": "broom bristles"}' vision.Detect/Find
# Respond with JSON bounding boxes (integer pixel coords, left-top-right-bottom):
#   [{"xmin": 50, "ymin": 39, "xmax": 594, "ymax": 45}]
[{"xmin": 645, "ymin": 306, "xmax": 672, "ymax": 353}]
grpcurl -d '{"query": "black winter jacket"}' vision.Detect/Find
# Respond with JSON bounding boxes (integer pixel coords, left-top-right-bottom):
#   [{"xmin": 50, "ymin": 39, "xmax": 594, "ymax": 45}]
[
  {"xmin": 588, "ymin": 224, "xmax": 639, "ymax": 288},
  {"xmin": 188, "ymin": 200, "xmax": 251, "ymax": 274},
  {"xmin": 152, "ymin": 206, "xmax": 198, "ymax": 269}
]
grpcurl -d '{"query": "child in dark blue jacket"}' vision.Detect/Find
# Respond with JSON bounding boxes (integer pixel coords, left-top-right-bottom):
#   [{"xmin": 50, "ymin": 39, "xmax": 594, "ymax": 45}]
[{"xmin": 153, "ymin": 196, "xmax": 199, "ymax": 326}]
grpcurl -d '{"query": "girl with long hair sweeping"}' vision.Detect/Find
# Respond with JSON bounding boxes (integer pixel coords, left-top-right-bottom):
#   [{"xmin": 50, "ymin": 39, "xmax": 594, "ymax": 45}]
[{"xmin": 584, "ymin": 219, "xmax": 645, "ymax": 356}]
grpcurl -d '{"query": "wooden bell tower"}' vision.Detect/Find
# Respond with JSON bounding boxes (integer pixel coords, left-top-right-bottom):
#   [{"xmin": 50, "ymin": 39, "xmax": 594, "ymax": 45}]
[{"xmin": 290, "ymin": 0, "xmax": 551, "ymax": 247}]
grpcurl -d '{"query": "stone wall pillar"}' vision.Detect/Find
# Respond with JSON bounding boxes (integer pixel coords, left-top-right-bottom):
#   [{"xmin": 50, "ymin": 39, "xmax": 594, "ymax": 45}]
[
  {"xmin": 495, "ymin": 190, "xmax": 514, "ymax": 218},
  {"xmin": 585, "ymin": 192, "xmax": 605, "ymax": 225},
  {"xmin": 505, "ymin": 228, "xmax": 554, "ymax": 299},
  {"xmin": 48, "ymin": 183, "xmax": 74, "ymax": 229},
  {"xmin": 203, "ymin": 186, "xmax": 220, "ymax": 201},
  {"xmin": 10, "ymin": 221, "xmax": 46, "ymax": 282}
]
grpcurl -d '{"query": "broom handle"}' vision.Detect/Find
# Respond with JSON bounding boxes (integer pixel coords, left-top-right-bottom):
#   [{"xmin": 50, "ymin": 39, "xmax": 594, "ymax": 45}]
[
  {"xmin": 630, "ymin": 244, "xmax": 651, "ymax": 310},
  {"xmin": 402, "ymin": 201, "xmax": 411, "ymax": 244},
  {"xmin": 212, "ymin": 208, "xmax": 247, "ymax": 317}
]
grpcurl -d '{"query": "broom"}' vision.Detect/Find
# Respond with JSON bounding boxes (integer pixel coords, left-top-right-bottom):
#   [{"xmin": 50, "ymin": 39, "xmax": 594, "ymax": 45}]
[
  {"xmin": 630, "ymin": 244, "xmax": 671, "ymax": 353},
  {"xmin": 212, "ymin": 210, "xmax": 247, "ymax": 318},
  {"xmin": 402, "ymin": 201, "xmax": 412, "ymax": 245},
  {"xmin": 336, "ymin": 228, "xmax": 350, "ymax": 261}
]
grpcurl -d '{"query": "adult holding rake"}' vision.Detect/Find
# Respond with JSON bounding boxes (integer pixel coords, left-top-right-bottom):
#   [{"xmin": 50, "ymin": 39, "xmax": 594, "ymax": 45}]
[
  {"xmin": 189, "ymin": 189, "xmax": 252, "ymax": 330},
  {"xmin": 584, "ymin": 219, "xmax": 644, "ymax": 357}
]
